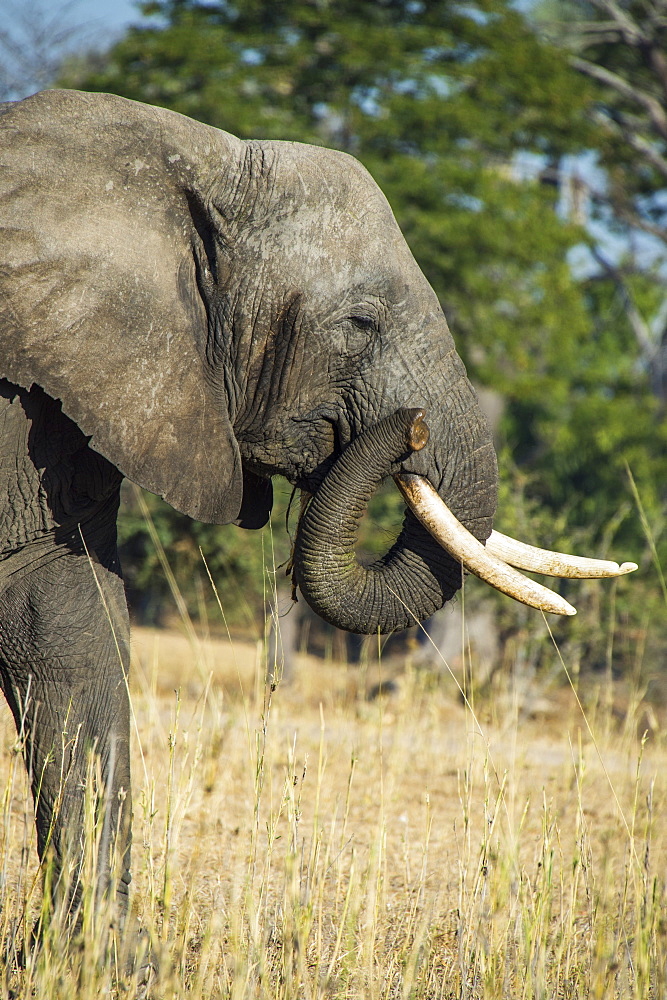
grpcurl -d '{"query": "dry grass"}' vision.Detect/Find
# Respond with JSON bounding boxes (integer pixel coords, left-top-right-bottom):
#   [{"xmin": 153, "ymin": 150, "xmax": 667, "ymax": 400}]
[{"xmin": 0, "ymin": 609, "xmax": 665, "ymax": 998}]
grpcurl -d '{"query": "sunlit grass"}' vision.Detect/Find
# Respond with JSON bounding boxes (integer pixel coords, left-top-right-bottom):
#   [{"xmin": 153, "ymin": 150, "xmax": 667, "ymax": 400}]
[
  {"xmin": 0, "ymin": 609, "xmax": 663, "ymax": 997},
  {"xmin": 0, "ymin": 504, "xmax": 664, "ymax": 998}
]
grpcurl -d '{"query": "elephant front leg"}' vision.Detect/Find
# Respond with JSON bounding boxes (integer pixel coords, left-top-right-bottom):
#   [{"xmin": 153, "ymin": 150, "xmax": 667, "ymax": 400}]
[{"xmin": 0, "ymin": 549, "xmax": 132, "ymax": 933}]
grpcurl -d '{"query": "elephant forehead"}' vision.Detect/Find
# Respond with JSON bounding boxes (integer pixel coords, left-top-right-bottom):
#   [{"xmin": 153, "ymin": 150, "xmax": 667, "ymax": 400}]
[
  {"xmin": 244, "ymin": 200, "xmax": 424, "ymax": 300},
  {"xmin": 248, "ymin": 140, "xmax": 405, "ymax": 240},
  {"xmin": 252, "ymin": 138, "xmax": 385, "ymax": 204},
  {"xmin": 235, "ymin": 138, "xmax": 430, "ymax": 298}
]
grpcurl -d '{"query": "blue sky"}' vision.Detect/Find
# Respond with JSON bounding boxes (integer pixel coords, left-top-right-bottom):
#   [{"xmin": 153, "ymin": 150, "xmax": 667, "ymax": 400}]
[
  {"xmin": 2, "ymin": 0, "xmax": 146, "ymax": 56},
  {"xmin": 0, "ymin": 0, "xmax": 150, "ymax": 99},
  {"xmin": 48, "ymin": 0, "xmax": 142, "ymax": 42}
]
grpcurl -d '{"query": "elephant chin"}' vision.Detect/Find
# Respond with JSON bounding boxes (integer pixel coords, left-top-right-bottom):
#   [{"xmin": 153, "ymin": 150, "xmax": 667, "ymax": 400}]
[{"xmin": 292, "ymin": 407, "xmax": 464, "ymax": 634}]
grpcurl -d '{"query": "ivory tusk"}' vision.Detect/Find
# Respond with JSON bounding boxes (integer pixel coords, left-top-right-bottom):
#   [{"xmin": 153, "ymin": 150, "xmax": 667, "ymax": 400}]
[
  {"xmin": 394, "ymin": 473, "xmax": 577, "ymax": 616},
  {"xmin": 486, "ymin": 530, "xmax": 638, "ymax": 579}
]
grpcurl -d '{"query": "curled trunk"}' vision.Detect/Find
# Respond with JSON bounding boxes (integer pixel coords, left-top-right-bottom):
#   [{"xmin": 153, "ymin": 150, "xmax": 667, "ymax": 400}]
[
  {"xmin": 293, "ymin": 408, "xmax": 463, "ymax": 634},
  {"xmin": 292, "ymin": 409, "xmax": 638, "ymax": 631}
]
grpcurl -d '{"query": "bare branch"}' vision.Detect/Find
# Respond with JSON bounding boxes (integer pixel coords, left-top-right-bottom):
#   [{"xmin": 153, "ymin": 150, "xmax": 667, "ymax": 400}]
[
  {"xmin": 585, "ymin": 0, "xmax": 650, "ymax": 44},
  {"xmin": 592, "ymin": 247, "xmax": 658, "ymax": 362},
  {"xmin": 574, "ymin": 21, "xmax": 639, "ymax": 45},
  {"xmin": 613, "ymin": 204, "xmax": 667, "ymax": 246},
  {"xmin": 571, "ymin": 55, "xmax": 667, "ymax": 140},
  {"xmin": 650, "ymin": 293, "xmax": 667, "ymax": 341},
  {"xmin": 645, "ymin": 37, "xmax": 667, "ymax": 101},
  {"xmin": 603, "ymin": 111, "xmax": 667, "ymax": 180}
]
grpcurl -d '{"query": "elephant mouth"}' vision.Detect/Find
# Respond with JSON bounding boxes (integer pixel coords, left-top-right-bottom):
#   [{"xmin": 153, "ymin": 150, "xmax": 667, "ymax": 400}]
[
  {"xmin": 292, "ymin": 411, "xmax": 349, "ymax": 495},
  {"xmin": 292, "ymin": 408, "xmax": 637, "ymax": 633},
  {"xmin": 239, "ymin": 409, "xmax": 346, "ymax": 497}
]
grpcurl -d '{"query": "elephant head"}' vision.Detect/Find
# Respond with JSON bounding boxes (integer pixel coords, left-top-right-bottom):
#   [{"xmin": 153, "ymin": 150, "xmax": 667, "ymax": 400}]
[{"xmin": 0, "ymin": 90, "xmax": 635, "ymax": 635}]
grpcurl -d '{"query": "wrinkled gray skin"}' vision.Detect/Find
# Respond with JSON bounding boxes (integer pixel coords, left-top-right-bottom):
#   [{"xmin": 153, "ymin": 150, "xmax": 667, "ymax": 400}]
[{"xmin": 0, "ymin": 91, "xmax": 497, "ymax": 921}]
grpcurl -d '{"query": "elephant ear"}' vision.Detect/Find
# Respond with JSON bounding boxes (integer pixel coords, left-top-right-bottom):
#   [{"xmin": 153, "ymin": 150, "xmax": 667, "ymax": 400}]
[{"xmin": 0, "ymin": 89, "xmax": 245, "ymax": 524}]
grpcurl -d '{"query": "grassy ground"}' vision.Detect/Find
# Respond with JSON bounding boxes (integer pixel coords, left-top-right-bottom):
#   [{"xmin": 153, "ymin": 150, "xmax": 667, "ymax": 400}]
[{"xmin": 0, "ymin": 613, "xmax": 665, "ymax": 998}]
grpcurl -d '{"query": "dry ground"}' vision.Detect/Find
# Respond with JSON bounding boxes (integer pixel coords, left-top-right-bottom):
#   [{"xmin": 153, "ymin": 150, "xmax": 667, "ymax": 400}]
[{"xmin": 0, "ymin": 622, "xmax": 665, "ymax": 998}]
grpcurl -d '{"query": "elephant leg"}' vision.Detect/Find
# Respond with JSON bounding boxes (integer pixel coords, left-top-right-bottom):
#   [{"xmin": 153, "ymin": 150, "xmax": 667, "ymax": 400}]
[
  {"xmin": 0, "ymin": 380, "xmax": 132, "ymax": 930},
  {"xmin": 0, "ymin": 548, "xmax": 132, "ymax": 925}
]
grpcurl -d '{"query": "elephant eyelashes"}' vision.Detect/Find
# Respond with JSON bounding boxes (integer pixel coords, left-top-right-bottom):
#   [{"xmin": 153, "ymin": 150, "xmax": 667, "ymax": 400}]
[{"xmin": 349, "ymin": 315, "xmax": 375, "ymax": 331}]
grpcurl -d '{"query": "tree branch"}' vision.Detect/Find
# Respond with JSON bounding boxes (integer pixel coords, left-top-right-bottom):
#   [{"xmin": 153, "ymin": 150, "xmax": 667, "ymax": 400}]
[
  {"xmin": 572, "ymin": 55, "xmax": 667, "ymax": 140},
  {"xmin": 602, "ymin": 110, "xmax": 667, "ymax": 180},
  {"xmin": 645, "ymin": 36, "xmax": 667, "ymax": 103},
  {"xmin": 586, "ymin": 0, "xmax": 650, "ymax": 44},
  {"xmin": 612, "ymin": 204, "xmax": 667, "ymax": 246},
  {"xmin": 592, "ymin": 247, "xmax": 658, "ymax": 362}
]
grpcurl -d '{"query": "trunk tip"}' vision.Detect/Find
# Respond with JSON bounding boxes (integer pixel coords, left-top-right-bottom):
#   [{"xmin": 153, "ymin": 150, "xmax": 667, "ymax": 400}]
[{"xmin": 406, "ymin": 408, "xmax": 429, "ymax": 452}]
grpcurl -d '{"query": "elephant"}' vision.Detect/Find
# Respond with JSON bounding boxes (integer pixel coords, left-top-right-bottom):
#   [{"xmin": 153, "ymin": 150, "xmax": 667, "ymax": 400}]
[{"xmin": 0, "ymin": 89, "xmax": 635, "ymax": 932}]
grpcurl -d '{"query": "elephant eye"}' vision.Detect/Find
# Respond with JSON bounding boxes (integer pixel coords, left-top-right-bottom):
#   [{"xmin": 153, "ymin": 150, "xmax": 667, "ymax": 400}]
[
  {"xmin": 349, "ymin": 315, "xmax": 376, "ymax": 333},
  {"xmin": 331, "ymin": 314, "xmax": 378, "ymax": 361}
]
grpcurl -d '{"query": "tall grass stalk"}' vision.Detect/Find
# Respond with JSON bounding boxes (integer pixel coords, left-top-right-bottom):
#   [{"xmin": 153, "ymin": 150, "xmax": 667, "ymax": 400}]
[{"xmin": 0, "ymin": 505, "xmax": 663, "ymax": 997}]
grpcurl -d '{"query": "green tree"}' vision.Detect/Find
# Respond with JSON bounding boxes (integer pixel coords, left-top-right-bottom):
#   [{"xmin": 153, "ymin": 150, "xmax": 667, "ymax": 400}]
[{"xmin": 538, "ymin": 0, "xmax": 667, "ymax": 398}]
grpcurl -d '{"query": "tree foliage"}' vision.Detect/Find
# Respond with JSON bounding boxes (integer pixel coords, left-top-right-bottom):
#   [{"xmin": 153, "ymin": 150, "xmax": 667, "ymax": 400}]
[
  {"xmin": 540, "ymin": 0, "xmax": 667, "ymax": 399},
  {"xmin": 559, "ymin": 0, "xmax": 667, "ymax": 243}
]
